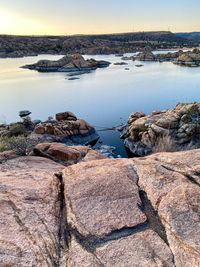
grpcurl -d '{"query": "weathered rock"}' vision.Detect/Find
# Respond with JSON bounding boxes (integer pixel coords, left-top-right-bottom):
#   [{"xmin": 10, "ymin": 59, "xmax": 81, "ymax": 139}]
[
  {"xmin": 0, "ymin": 156, "xmax": 65, "ymax": 266},
  {"xmin": 134, "ymin": 155, "xmax": 190, "ymax": 208},
  {"xmin": 68, "ymin": 236, "xmax": 101, "ymax": 267},
  {"xmin": 33, "ymin": 143, "xmax": 106, "ymax": 165},
  {"xmin": 96, "ymin": 230, "xmax": 175, "ymax": 267},
  {"xmin": 34, "ymin": 119, "xmax": 97, "ymax": 141},
  {"xmin": 1, "ymin": 147, "xmax": 200, "ymax": 266},
  {"xmin": 135, "ymin": 49, "xmax": 200, "ymax": 67},
  {"xmin": 56, "ymin": 111, "xmax": 77, "ymax": 121},
  {"xmin": 0, "ymin": 150, "xmax": 19, "ymax": 163},
  {"xmin": 30, "ymin": 112, "xmax": 99, "ymax": 146},
  {"xmin": 63, "ymin": 158, "xmax": 146, "ymax": 238},
  {"xmin": 131, "ymin": 149, "xmax": 200, "ymax": 267},
  {"xmin": 173, "ymin": 49, "xmax": 200, "ymax": 67},
  {"xmin": 22, "ymin": 54, "xmax": 110, "ymax": 72},
  {"xmin": 0, "ymin": 155, "xmax": 63, "ymax": 172},
  {"xmin": 136, "ymin": 51, "xmax": 155, "ymax": 61},
  {"xmin": 159, "ymin": 184, "xmax": 200, "ymax": 267},
  {"xmin": 121, "ymin": 102, "xmax": 200, "ymax": 156}
]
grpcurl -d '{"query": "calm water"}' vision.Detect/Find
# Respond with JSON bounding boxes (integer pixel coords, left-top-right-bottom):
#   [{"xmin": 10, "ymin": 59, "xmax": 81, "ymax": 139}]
[{"xmin": 0, "ymin": 52, "xmax": 200, "ymax": 157}]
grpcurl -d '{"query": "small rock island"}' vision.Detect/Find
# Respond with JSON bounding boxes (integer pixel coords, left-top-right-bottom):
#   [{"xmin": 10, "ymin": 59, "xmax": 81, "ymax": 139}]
[{"xmin": 22, "ymin": 53, "xmax": 110, "ymax": 72}]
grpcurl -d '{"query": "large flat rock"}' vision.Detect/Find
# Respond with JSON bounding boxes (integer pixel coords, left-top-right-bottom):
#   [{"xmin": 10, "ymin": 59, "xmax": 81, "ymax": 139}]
[
  {"xmin": 63, "ymin": 158, "xmax": 146, "ymax": 238},
  {"xmin": 0, "ymin": 158, "xmax": 64, "ymax": 266}
]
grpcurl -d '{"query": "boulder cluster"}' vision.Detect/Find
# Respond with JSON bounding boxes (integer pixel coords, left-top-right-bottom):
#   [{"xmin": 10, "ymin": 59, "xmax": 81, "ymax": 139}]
[
  {"xmin": 121, "ymin": 102, "xmax": 200, "ymax": 156},
  {"xmin": 0, "ymin": 111, "xmax": 99, "ymax": 155}
]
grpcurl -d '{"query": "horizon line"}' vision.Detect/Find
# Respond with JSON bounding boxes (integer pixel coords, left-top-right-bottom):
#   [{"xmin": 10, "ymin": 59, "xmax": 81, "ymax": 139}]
[{"xmin": 1, "ymin": 30, "xmax": 198, "ymax": 38}]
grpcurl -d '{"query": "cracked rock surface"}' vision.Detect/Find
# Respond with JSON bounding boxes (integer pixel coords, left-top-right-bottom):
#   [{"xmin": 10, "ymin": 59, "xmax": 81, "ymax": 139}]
[{"xmin": 0, "ymin": 148, "xmax": 200, "ymax": 266}]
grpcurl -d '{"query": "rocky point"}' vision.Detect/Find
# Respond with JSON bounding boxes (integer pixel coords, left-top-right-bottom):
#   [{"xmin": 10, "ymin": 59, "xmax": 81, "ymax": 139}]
[{"xmin": 121, "ymin": 102, "xmax": 200, "ymax": 156}]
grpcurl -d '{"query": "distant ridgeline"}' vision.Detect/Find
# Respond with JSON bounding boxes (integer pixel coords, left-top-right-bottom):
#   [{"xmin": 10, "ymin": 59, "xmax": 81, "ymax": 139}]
[
  {"xmin": 0, "ymin": 31, "xmax": 197, "ymax": 58},
  {"xmin": 176, "ymin": 32, "xmax": 200, "ymax": 42}
]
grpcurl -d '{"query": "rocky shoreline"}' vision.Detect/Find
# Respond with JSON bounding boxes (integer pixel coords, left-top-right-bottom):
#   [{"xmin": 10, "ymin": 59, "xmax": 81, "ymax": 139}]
[
  {"xmin": 135, "ymin": 48, "xmax": 200, "ymax": 67},
  {"xmin": 121, "ymin": 102, "xmax": 200, "ymax": 156}
]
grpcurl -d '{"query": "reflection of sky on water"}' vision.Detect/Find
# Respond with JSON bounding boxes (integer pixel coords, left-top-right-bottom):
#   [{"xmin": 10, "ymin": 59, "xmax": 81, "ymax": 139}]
[{"xmin": 0, "ymin": 52, "xmax": 200, "ymax": 156}]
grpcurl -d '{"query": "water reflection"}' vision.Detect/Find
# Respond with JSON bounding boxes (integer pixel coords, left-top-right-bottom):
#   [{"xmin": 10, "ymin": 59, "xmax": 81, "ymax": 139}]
[{"xmin": 0, "ymin": 52, "xmax": 200, "ymax": 157}]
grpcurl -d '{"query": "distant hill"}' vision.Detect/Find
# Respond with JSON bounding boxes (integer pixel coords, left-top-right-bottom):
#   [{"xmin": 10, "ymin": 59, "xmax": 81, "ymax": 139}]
[
  {"xmin": 0, "ymin": 31, "xmax": 187, "ymax": 43},
  {"xmin": 176, "ymin": 32, "xmax": 200, "ymax": 42},
  {"xmin": 0, "ymin": 31, "xmax": 195, "ymax": 58}
]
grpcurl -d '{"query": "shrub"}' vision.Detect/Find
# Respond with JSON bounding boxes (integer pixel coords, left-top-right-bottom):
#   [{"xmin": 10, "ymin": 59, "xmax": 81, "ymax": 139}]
[
  {"xmin": 0, "ymin": 135, "xmax": 31, "ymax": 155},
  {"xmin": 152, "ymin": 134, "xmax": 194, "ymax": 153}
]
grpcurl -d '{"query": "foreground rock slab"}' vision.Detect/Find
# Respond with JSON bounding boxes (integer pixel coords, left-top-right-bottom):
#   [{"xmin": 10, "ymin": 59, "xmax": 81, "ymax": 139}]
[
  {"xmin": 133, "ymin": 149, "xmax": 200, "ymax": 267},
  {"xmin": 68, "ymin": 230, "xmax": 174, "ymax": 267},
  {"xmin": 96, "ymin": 229, "xmax": 174, "ymax": 267},
  {"xmin": 0, "ymin": 157, "xmax": 65, "ymax": 266},
  {"xmin": 63, "ymin": 158, "xmax": 146, "ymax": 237}
]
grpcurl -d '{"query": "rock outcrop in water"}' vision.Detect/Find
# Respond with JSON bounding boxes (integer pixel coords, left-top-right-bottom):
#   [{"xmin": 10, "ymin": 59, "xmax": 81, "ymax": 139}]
[
  {"xmin": 136, "ymin": 49, "xmax": 200, "ymax": 66},
  {"xmin": 121, "ymin": 102, "xmax": 200, "ymax": 156},
  {"xmin": 0, "ymin": 145, "xmax": 199, "ymax": 266},
  {"xmin": 173, "ymin": 48, "xmax": 200, "ymax": 66},
  {"xmin": 22, "ymin": 54, "xmax": 110, "ymax": 72}
]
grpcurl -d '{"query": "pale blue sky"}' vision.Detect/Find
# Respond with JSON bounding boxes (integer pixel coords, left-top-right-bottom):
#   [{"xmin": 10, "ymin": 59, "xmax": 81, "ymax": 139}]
[{"xmin": 0, "ymin": 0, "xmax": 199, "ymax": 35}]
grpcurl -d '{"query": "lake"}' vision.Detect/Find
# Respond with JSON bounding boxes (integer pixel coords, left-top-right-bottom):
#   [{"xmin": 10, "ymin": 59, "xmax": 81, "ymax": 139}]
[{"xmin": 0, "ymin": 52, "xmax": 200, "ymax": 157}]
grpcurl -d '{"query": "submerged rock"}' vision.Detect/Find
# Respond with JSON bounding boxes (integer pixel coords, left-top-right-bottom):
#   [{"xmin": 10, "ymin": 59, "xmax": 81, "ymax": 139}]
[
  {"xmin": 113, "ymin": 62, "xmax": 128, "ymax": 65},
  {"xmin": 22, "ymin": 54, "xmax": 110, "ymax": 72},
  {"xmin": 68, "ymin": 77, "xmax": 80, "ymax": 80},
  {"xmin": 121, "ymin": 102, "xmax": 200, "ymax": 156},
  {"xmin": 135, "ymin": 64, "xmax": 144, "ymax": 67},
  {"xmin": 121, "ymin": 55, "xmax": 136, "ymax": 61}
]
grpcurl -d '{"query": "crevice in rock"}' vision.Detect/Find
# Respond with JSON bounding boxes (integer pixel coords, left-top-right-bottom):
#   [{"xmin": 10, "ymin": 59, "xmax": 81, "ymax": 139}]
[
  {"xmin": 183, "ymin": 173, "xmax": 200, "ymax": 186},
  {"xmin": 68, "ymin": 220, "xmax": 149, "ymax": 252},
  {"xmin": 55, "ymin": 172, "xmax": 70, "ymax": 266},
  {"xmin": 139, "ymin": 190, "xmax": 169, "ymax": 245},
  {"xmin": 161, "ymin": 164, "xmax": 200, "ymax": 187}
]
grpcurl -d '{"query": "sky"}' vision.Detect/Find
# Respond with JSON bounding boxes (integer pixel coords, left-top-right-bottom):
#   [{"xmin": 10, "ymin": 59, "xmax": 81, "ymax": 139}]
[{"xmin": 0, "ymin": 0, "xmax": 199, "ymax": 35}]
